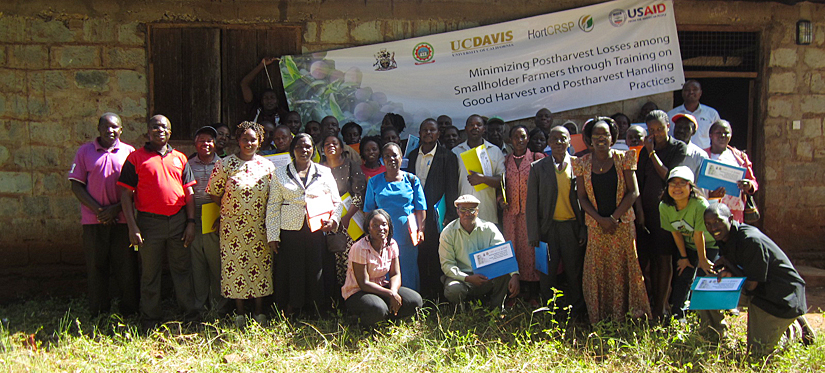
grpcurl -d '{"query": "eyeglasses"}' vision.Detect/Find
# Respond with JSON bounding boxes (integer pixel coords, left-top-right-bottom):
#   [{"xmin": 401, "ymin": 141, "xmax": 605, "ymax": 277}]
[
  {"xmin": 668, "ymin": 180, "xmax": 690, "ymax": 188},
  {"xmin": 457, "ymin": 207, "xmax": 478, "ymax": 214}
]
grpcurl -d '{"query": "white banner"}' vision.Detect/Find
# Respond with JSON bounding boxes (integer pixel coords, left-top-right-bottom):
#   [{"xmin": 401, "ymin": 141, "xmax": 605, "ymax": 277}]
[{"xmin": 279, "ymin": 0, "xmax": 684, "ymax": 136}]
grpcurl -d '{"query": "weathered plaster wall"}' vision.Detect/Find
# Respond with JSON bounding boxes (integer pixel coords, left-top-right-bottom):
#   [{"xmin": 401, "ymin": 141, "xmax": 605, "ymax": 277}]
[
  {"xmin": 0, "ymin": 0, "xmax": 823, "ymax": 299},
  {"xmin": 0, "ymin": 16, "xmax": 148, "ymax": 297}
]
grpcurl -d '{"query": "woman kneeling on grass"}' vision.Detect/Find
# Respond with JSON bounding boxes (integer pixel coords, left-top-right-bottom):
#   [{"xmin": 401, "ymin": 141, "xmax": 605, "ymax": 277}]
[
  {"xmin": 659, "ymin": 166, "xmax": 719, "ymax": 321},
  {"xmin": 341, "ymin": 209, "xmax": 423, "ymax": 326}
]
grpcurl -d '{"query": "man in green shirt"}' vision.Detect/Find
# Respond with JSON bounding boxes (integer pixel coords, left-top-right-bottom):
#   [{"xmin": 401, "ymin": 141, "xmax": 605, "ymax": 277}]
[{"xmin": 439, "ymin": 194, "xmax": 520, "ymax": 310}]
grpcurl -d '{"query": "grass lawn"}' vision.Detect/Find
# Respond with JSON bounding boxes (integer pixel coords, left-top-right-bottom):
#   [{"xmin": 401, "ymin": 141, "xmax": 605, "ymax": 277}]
[{"xmin": 0, "ymin": 296, "xmax": 823, "ymax": 372}]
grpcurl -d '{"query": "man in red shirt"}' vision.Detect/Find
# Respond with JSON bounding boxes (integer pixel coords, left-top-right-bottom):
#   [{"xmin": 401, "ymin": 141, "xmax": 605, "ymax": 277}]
[{"xmin": 118, "ymin": 115, "xmax": 198, "ymax": 329}]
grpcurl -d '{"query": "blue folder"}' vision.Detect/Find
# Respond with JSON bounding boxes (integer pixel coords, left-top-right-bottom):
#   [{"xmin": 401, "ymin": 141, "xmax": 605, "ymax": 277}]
[
  {"xmin": 688, "ymin": 276, "xmax": 746, "ymax": 310},
  {"xmin": 696, "ymin": 158, "xmax": 746, "ymax": 197},
  {"xmin": 404, "ymin": 134, "xmax": 420, "ymax": 158},
  {"xmin": 534, "ymin": 242, "xmax": 549, "ymax": 275},
  {"xmin": 470, "ymin": 241, "xmax": 519, "ymax": 279},
  {"xmin": 434, "ymin": 195, "xmax": 446, "ymax": 233}
]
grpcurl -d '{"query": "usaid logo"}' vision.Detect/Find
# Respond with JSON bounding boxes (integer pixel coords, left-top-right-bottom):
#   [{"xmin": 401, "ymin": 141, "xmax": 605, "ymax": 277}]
[{"xmin": 626, "ymin": 3, "xmax": 667, "ymax": 19}]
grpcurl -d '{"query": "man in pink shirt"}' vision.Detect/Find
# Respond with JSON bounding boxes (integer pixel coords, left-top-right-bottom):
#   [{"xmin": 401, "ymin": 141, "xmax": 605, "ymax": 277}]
[{"xmin": 68, "ymin": 112, "xmax": 138, "ymax": 316}]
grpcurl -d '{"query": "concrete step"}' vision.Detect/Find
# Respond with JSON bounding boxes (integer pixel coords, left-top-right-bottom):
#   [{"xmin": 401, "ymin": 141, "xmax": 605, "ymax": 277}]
[{"xmin": 798, "ymin": 266, "xmax": 825, "ymax": 288}]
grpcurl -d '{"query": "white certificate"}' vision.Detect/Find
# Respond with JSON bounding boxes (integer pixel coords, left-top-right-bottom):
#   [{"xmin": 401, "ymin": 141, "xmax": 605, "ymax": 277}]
[
  {"xmin": 263, "ymin": 152, "xmax": 291, "ymax": 168},
  {"xmin": 704, "ymin": 162, "xmax": 743, "ymax": 183},
  {"xmin": 476, "ymin": 146, "xmax": 493, "ymax": 177},
  {"xmin": 305, "ymin": 192, "xmax": 334, "ymax": 218},
  {"xmin": 694, "ymin": 277, "xmax": 745, "ymax": 291},
  {"xmin": 472, "ymin": 241, "xmax": 514, "ymax": 268}
]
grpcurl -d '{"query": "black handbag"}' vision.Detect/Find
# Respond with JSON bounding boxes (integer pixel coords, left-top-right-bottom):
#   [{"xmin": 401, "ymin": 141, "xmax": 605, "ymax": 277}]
[
  {"xmin": 743, "ymin": 193, "xmax": 760, "ymax": 224},
  {"xmin": 325, "ymin": 230, "xmax": 347, "ymax": 253}
]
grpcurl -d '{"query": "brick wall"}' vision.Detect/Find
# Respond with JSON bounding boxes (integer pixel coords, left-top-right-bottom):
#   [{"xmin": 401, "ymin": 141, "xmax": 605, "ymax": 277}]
[
  {"xmin": 0, "ymin": 0, "xmax": 823, "ymax": 300},
  {"xmin": 759, "ymin": 3, "xmax": 825, "ymax": 267}
]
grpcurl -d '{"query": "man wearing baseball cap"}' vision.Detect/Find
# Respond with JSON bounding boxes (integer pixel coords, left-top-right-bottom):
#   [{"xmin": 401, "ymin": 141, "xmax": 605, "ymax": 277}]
[
  {"xmin": 671, "ymin": 113, "xmax": 708, "ymax": 178},
  {"xmin": 188, "ymin": 126, "xmax": 226, "ymax": 315},
  {"xmin": 438, "ymin": 194, "xmax": 520, "ymax": 310}
]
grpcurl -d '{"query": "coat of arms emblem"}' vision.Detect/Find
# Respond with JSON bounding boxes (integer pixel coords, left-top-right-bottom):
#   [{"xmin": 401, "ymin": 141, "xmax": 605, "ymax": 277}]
[{"xmin": 373, "ymin": 49, "xmax": 397, "ymax": 71}]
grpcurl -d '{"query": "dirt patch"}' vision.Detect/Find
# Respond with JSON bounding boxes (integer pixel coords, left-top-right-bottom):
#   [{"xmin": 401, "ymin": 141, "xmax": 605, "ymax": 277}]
[{"xmin": 804, "ymin": 286, "xmax": 825, "ymax": 331}]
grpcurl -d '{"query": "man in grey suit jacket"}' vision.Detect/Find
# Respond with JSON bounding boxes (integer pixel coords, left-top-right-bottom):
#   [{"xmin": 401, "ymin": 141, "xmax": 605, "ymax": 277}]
[
  {"xmin": 405, "ymin": 119, "xmax": 459, "ymax": 300},
  {"xmin": 526, "ymin": 126, "xmax": 587, "ymax": 318}
]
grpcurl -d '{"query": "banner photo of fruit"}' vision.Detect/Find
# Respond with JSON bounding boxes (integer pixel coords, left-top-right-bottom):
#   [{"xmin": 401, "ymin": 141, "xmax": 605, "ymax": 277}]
[{"xmin": 279, "ymin": 0, "xmax": 683, "ymax": 137}]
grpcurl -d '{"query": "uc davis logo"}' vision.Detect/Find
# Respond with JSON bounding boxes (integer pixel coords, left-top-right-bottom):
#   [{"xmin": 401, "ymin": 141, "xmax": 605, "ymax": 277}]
[
  {"xmin": 413, "ymin": 42, "xmax": 435, "ymax": 65},
  {"xmin": 578, "ymin": 15, "xmax": 594, "ymax": 32}
]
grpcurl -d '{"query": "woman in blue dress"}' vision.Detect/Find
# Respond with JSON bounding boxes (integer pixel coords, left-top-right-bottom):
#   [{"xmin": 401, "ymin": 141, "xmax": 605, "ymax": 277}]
[{"xmin": 364, "ymin": 142, "xmax": 427, "ymax": 291}]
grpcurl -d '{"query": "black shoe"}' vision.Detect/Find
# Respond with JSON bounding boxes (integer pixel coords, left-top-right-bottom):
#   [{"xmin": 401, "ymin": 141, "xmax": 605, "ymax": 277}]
[
  {"xmin": 182, "ymin": 310, "xmax": 201, "ymax": 323},
  {"xmin": 140, "ymin": 320, "xmax": 158, "ymax": 334}
]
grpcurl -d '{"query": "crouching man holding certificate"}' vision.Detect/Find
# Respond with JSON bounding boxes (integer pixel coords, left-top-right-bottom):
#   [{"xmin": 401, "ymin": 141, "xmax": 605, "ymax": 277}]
[{"xmin": 439, "ymin": 194, "xmax": 519, "ymax": 311}]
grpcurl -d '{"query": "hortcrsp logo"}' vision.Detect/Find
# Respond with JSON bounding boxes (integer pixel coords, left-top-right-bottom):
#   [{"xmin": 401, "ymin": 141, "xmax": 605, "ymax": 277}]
[
  {"xmin": 613, "ymin": 3, "xmax": 668, "ymax": 25},
  {"xmin": 450, "ymin": 30, "xmax": 514, "ymax": 55},
  {"xmin": 578, "ymin": 15, "xmax": 594, "ymax": 32},
  {"xmin": 527, "ymin": 21, "xmax": 575, "ymax": 40},
  {"xmin": 609, "ymin": 9, "xmax": 626, "ymax": 27},
  {"xmin": 374, "ymin": 48, "xmax": 397, "ymax": 71},
  {"xmin": 413, "ymin": 42, "xmax": 435, "ymax": 65}
]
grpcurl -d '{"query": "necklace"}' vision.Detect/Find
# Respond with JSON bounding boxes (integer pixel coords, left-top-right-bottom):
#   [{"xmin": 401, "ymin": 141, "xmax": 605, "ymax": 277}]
[{"xmin": 593, "ymin": 152, "xmax": 612, "ymax": 172}]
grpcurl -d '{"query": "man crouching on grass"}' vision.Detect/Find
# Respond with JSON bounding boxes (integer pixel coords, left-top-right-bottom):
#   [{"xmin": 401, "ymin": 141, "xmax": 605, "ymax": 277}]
[
  {"xmin": 702, "ymin": 203, "xmax": 813, "ymax": 357},
  {"xmin": 438, "ymin": 194, "xmax": 519, "ymax": 311}
]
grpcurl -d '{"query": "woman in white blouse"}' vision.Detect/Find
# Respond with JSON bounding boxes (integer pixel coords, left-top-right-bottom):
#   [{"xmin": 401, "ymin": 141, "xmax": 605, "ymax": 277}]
[{"xmin": 267, "ymin": 133, "xmax": 343, "ymax": 316}]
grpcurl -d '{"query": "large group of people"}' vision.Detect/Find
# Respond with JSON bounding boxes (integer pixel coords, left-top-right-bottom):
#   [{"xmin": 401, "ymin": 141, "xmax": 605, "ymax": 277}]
[{"xmin": 68, "ymin": 76, "xmax": 812, "ymax": 356}]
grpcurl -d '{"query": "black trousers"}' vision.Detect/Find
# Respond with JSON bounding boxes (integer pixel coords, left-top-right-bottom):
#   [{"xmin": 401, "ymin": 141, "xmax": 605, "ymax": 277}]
[
  {"xmin": 539, "ymin": 220, "xmax": 585, "ymax": 315},
  {"xmin": 136, "ymin": 209, "xmax": 196, "ymax": 322},
  {"xmin": 345, "ymin": 287, "xmax": 422, "ymax": 326},
  {"xmin": 82, "ymin": 223, "xmax": 139, "ymax": 316},
  {"xmin": 276, "ymin": 221, "xmax": 325, "ymax": 310},
  {"xmin": 670, "ymin": 247, "xmax": 719, "ymax": 318},
  {"xmin": 417, "ymin": 215, "xmax": 443, "ymax": 300}
]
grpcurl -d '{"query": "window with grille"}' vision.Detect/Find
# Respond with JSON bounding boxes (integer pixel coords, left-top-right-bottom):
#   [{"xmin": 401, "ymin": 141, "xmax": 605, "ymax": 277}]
[{"xmin": 677, "ymin": 31, "xmax": 760, "ymax": 73}]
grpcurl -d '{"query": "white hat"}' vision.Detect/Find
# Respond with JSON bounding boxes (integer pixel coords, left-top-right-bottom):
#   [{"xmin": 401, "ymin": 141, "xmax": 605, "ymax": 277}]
[
  {"xmin": 667, "ymin": 166, "xmax": 695, "ymax": 184},
  {"xmin": 454, "ymin": 194, "xmax": 481, "ymax": 206}
]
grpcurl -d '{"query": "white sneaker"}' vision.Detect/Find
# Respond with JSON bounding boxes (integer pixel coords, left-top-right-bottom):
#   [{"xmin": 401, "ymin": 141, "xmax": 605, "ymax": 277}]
[
  {"xmin": 234, "ymin": 315, "xmax": 246, "ymax": 328},
  {"xmin": 253, "ymin": 314, "xmax": 267, "ymax": 326}
]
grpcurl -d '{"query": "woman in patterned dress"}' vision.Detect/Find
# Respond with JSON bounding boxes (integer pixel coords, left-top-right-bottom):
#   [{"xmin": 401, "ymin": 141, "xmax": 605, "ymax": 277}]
[
  {"xmin": 321, "ymin": 135, "xmax": 366, "ymax": 305},
  {"xmin": 207, "ymin": 121, "xmax": 275, "ymax": 323},
  {"xmin": 573, "ymin": 117, "xmax": 651, "ymax": 323},
  {"xmin": 500, "ymin": 125, "xmax": 545, "ymax": 303}
]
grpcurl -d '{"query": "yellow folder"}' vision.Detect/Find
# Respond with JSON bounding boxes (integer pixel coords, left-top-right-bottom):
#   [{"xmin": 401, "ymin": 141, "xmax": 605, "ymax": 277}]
[
  {"xmin": 340, "ymin": 192, "xmax": 365, "ymax": 240},
  {"xmin": 201, "ymin": 203, "xmax": 220, "ymax": 234},
  {"xmin": 459, "ymin": 145, "xmax": 493, "ymax": 191}
]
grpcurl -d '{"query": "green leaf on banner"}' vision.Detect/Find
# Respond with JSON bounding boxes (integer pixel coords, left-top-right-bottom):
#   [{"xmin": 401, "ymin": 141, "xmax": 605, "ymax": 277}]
[
  {"xmin": 284, "ymin": 56, "xmax": 301, "ymax": 80},
  {"xmin": 329, "ymin": 93, "xmax": 343, "ymax": 119}
]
